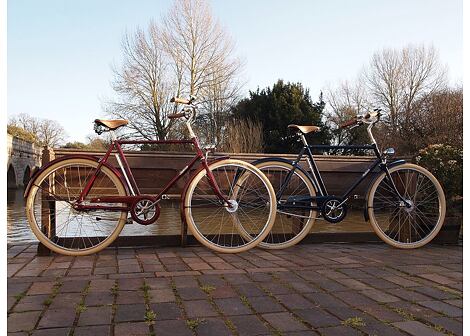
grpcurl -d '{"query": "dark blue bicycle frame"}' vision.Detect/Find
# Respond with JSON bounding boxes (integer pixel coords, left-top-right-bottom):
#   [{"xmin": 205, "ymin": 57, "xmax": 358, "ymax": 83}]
[{"xmin": 275, "ymin": 142, "xmax": 406, "ymax": 211}]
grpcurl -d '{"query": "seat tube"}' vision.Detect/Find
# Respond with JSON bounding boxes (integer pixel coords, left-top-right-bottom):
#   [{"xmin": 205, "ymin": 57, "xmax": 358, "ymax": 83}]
[{"xmin": 300, "ymin": 134, "xmax": 327, "ymax": 196}]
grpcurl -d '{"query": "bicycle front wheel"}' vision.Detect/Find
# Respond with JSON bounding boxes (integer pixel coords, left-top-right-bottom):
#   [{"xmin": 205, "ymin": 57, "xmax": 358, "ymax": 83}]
[
  {"xmin": 184, "ymin": 159, "xmax": 276, "ymax": 253},
  {"xmin": 25, "ymin": 158, "xmax": 128, "ymax": 255},
  {"xmin": 368, "ymin": 163, "xmax": 446, "ymax": 248}
]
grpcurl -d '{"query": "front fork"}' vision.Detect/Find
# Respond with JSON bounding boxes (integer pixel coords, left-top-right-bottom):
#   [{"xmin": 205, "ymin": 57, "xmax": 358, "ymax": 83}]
[{"xmin": 381, "ymin": 164, "xmax": 412, "ymax": 207}]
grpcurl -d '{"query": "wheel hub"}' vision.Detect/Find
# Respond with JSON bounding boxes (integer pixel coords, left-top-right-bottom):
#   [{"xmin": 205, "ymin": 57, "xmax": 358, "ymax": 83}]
[
  {"xmin": 401, "ymin": 200, "xmax": 415, "ymax": 213},
  {"xmin": 225, "ymin": 200, "xmax": 239, "ymax": 213}
]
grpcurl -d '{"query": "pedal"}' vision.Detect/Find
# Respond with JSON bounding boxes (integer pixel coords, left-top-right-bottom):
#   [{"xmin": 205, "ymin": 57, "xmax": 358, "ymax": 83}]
[{"xmin": 126, "ymin": 218, "xmax": 134, "ymax": 224}]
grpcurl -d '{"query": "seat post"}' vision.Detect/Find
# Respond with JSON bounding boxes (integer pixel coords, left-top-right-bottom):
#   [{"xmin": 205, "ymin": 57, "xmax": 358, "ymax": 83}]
[{"xmin": 110, "ymin": 130, "xmax": 117, "ymax": 141}]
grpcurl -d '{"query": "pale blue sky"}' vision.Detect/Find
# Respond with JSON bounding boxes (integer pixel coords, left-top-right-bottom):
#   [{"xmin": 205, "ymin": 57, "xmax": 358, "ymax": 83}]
[{"xmin": 8, "ymin": 0, "xmax": 462, "ymax": 142}]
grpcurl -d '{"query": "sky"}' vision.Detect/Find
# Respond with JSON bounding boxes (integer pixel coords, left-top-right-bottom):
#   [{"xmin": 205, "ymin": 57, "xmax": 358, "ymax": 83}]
[{"xmin": 7, "ymin": 0, "xmax": 463, "ymax": 143}]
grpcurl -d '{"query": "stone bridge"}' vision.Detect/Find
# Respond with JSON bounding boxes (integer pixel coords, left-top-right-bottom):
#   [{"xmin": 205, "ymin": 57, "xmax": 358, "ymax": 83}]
[{"xmin": 7, "ymin": 134, "xmax": 42, "ymax": 188}]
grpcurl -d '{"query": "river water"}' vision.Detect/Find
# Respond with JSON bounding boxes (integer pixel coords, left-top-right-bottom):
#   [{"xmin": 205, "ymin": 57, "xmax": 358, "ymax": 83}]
[{"xmin": 7, "ymin": 189, "xmax": 372, "ymax": 245}]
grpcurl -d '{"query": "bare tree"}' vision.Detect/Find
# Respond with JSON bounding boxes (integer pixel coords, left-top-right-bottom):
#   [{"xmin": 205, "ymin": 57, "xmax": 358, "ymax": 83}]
[
  {"xmin": 106, "ymin": 0, "xmax": 243, "ymax": 147},
  {"xmin": 363, "ymin": 44, "xmax": 447, "ymax": 151},
  {"xmin": 324, "ymin": 80, "xmax": 370, "ymax": 146},
  {"xmin": 410, "ymin": 86, "xmax": 463, "ymax": 151},
  {"xmin": 8, "ymin": 113, "xmax": 66, "ymax": 147},
  {"xmin": 106, "ymin": 23, "xmax": 175, "ymax": 141}
]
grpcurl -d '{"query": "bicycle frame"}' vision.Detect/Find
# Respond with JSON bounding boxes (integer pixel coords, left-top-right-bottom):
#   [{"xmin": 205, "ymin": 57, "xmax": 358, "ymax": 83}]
[
  {"xmin": 75, "ymin": 135, "xmax": 229, "ymax": 212},
  {"xmin": 276, "ymin": 133, "xmax": 406, "ymax": 212}
]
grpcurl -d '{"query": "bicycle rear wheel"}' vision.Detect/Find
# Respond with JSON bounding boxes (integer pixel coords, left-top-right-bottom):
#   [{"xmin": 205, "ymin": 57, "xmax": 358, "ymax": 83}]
[
  {"xmin": 184, "ymin": 159, "xmax": 276, "ymax": 253},
  {"xmin": 254, "ymin": 160, "xmax": 317, "ymax": 249},
  {"xmin": 368, "ymin": 163, "xmax": 446, "ymax": 248},
  {"xmin": 25, "ymin": 158, "xmax": 127, "ymax": 255}
]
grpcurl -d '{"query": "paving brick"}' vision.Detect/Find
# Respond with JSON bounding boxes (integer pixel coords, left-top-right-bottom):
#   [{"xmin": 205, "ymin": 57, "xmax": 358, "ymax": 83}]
[
  {"xmin": 418, "ymin": 300, "xmax": 463, "ymax": 317},
  {"xmin": 48, "ymin": 293, "xmax": 82, "ymax": 309},
  {"xmin": 149, "ymin": 302, "xmax": 183, "ymax": 320},
  {"xmin": 114, "ymin": 322, "xmax": 149, "ymax": 336},
  {"xmin": 383, "ymin": 275, "xmax": 420, "ymax": 287},
  {"xmin": 192, "ymin": 317, "xmax": 233, "ymax": 335},
  {"xmin": 425, "ymin": 316, "xmax": 463, "ymax": 336},
  {"xmin": 249, "ymin": 296, "xmax": 285, "ymax": 313},
  {"xmin": 114, "ymin": 304, "xmax": 146, "ymax": 323},
  {"xmin": 332, "ymin": 291, "xmax": 375, "ymax": 308},
  {"xmin": 215, "ymin": 298, "xmax": 251, "ymax": 316},
  {"xmin": 13, "ymin": 294, "xmax": 49, "ymax": 312},
  {"xmin": 388, "ymin": 301, "xmax": 439, "ymax": 320},
  {"xmin": 304, "ymin": 292, "xmax": 348, "ymax": 308},
  {"xmin": 317, "ymin": 325, "xmax": 361, "ymax": 336},
  {"xmin": 357, "ymin": 322, "xmax": 408, "ymax": 336},
  {"xmin": 77, "ymin": 306, "xmax": 112, "ymax": 326},
  {"xmin": 84, "ymin": 291, "xmax": 114, "ymax": 306},
  {"xmin": 153, "ymin": 319, "xmax": 193, "ymax": 336},
  {"xmin": 361, "ymin": 303, "xmax": 403, "ymax": 322},
  {"xmin": 335, "ymin": 278, "xmax": 371, "ymax": 290},
  {"xmin": 148, "ymin": 288, "xmax": 176, "ymax": 303},
  {"xmin": 184, "ymin": 300, "xmax": 218, "ymax": 318},
  {"xmin": 444, "ymin": 298, "xmax": 463, "ymax": 308},
  {"xmin": 88, "ymin": 279, "xmax": 116, "ymax": 292},
  {"xmin": 230, "ymin": 315, "xmax": 270, "ymax": 335},
  {"xmin": 294, "ymin": 308, "xmax": 340, "ymax": 328},
  {"xmin": 392, "ymin": 321, "xmax": 445, "ymax": 336},
  {"xmin": 262, "ymin": 312, "xmax": 308, "ymax": 332},
  {"xmin": 417, "ymin": 273, "xmax": 455, "ymax": 285},
  {"xmin": 115, "ymin": 290, "xmax": 145, "ymax": 304},
  {"xmin": 74, "ymin": 325, "xmax": 111, "ymax": 336},
  {"xmin": 172, "ymin": 275, "xmax": 199, "ymax": 288},
  {"xmin": 177, "ymin": 287, "xmax": 207, "ymax": 300},
  {"xmin": 361, "ymin": 288, "xmax": 401, "ymax": 303},
  {"xmin": 234, "ymin": 283, "xmax": 265, "ymax": 297},
  {"xmin": 386, "ymin": 287, "xmax": 432, "ymax": 302},
  {"xmin": 31, "ymin": 328, "xmax": 71, "ymax": 336},
  {"xmin": 211, "ymin": 285, "xmax": 238, "ymax": 298},
  {"xmin": 412, "ymin": 286, "xmax": 458, "ymax": 300},
  {"xmin": 37, "ymin": 308, "xmax": 76, "ymax": 329},
  {"xmin": 27, "ymin": 282, "xmax": 55, "ymax": 295},
  {"xmin": 8, "ymin": 311, "xmax": 41, "ymax": 332},
  {"xmin": 275, "ymin": 294, "xmax": 314, "ymax": 310}
]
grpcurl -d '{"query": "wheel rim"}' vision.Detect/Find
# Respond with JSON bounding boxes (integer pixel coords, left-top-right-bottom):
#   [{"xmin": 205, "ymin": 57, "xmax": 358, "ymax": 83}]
[
  {"xmin": 257, "ymin": 164, "xmax": 316, "ymax": 248},
  {"xmin": 186, "ymin": 162, "xmax": 274, "ymax": 251},
  {"xmin": 370, "ymin": 166, "xmax": 444, "ymax": 246},
  {"xmin": 28, "ymin": 160, "xmax": 126, "ymax": 254}
]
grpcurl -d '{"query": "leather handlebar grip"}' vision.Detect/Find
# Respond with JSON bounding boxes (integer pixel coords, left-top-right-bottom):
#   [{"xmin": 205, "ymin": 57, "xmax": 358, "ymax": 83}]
[
  {"xmin": 170, "ymin": 97, "xmax": 190, "ymax": 104},
  {"xmin": 340, "ymin": 118, "xmax": 357, "ymax": 129},
  {"xmin": 168, "ymin": 112, "xmax": 186, "ymax": 119}
]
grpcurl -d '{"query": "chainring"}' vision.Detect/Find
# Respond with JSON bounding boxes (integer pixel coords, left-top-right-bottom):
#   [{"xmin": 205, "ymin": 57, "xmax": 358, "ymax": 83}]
[
  {"xmin": 321, "ymin": 197, "xmax": 347, "ymax": 223},
  {"xmin": 131, "ymin": 197, "xmax": 160, "ymax": 225}
]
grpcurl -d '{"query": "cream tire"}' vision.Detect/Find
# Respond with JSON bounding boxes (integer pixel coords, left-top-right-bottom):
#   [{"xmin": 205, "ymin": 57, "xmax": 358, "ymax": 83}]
[
  {"xmin": 26, "ymin": 158, "xmax": 127, "ymax": 256},
  {"xmin": 184, "ymin": 159, "xmax": 276, "ymax": 253},
  {"xmin": 367, "ymin": 163, "xmax": 446, "ymax": 249}
]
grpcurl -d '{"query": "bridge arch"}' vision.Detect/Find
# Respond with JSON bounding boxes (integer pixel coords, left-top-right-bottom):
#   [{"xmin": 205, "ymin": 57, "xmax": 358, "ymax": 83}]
[
  {"xmin": 23, "ymin": 165, "xmax": 31, "ymax": 186},
  {"xmin": 7, "ymin": 164, "xmax": 17, "ymax": 188}
]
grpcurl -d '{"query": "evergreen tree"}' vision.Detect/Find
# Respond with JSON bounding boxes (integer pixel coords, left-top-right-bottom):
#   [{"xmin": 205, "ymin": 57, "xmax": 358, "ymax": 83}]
[{"xmin": 232, "ymin": 80, "xmax": 330, "ymax": 153}]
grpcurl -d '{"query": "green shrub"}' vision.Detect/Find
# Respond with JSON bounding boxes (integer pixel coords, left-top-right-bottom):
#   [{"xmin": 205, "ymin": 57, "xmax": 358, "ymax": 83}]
[{"xmin": 415, "ymin": 144, "xmax": 462, "ymax": 210}]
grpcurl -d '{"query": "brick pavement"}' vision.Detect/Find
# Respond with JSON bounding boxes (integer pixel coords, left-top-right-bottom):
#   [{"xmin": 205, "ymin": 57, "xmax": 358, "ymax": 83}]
[{"xmin": 7, "ymin": 243, "xmax": 462, "ymax": 335}]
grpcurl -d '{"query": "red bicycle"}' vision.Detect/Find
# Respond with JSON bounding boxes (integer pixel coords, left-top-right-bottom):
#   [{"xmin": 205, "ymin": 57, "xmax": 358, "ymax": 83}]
[{"xmin": 24, "ymin": 97, "xmax": 277, "ymax": 255}]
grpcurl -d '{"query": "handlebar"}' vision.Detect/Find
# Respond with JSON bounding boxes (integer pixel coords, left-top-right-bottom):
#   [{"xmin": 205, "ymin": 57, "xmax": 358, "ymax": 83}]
[
  {"xmin": 168, "ymin": 112, "xmax": 186, "ymax": 119},
  {"xmin": 340, "ymin": 109, "xmax": 382, "ymax": 129},
  {"xmin": 340, "ymin": 118, "xmax": 358, "ymax": 129},
  {"xmin": 170, "ymin": 97, "xmax": 191, "ymax": 105}
]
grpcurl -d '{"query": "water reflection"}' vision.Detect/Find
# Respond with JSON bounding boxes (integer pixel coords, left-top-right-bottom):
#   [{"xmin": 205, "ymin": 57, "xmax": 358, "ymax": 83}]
[{"xmin": 7, "ymin": 189, "xmax": 372, "ymax": 245}]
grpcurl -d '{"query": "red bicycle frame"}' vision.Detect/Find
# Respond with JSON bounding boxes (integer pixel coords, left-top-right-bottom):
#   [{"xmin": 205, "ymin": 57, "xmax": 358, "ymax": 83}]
[{"xmin": 75, "ymin": 135, "xmax": 230, "ymax": 212}]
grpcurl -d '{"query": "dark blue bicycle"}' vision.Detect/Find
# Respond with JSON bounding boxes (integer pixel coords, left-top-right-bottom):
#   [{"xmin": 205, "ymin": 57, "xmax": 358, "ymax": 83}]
[{"xmin": 253, "ymin": 110, "xmax": 446, "ymax": 249}]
